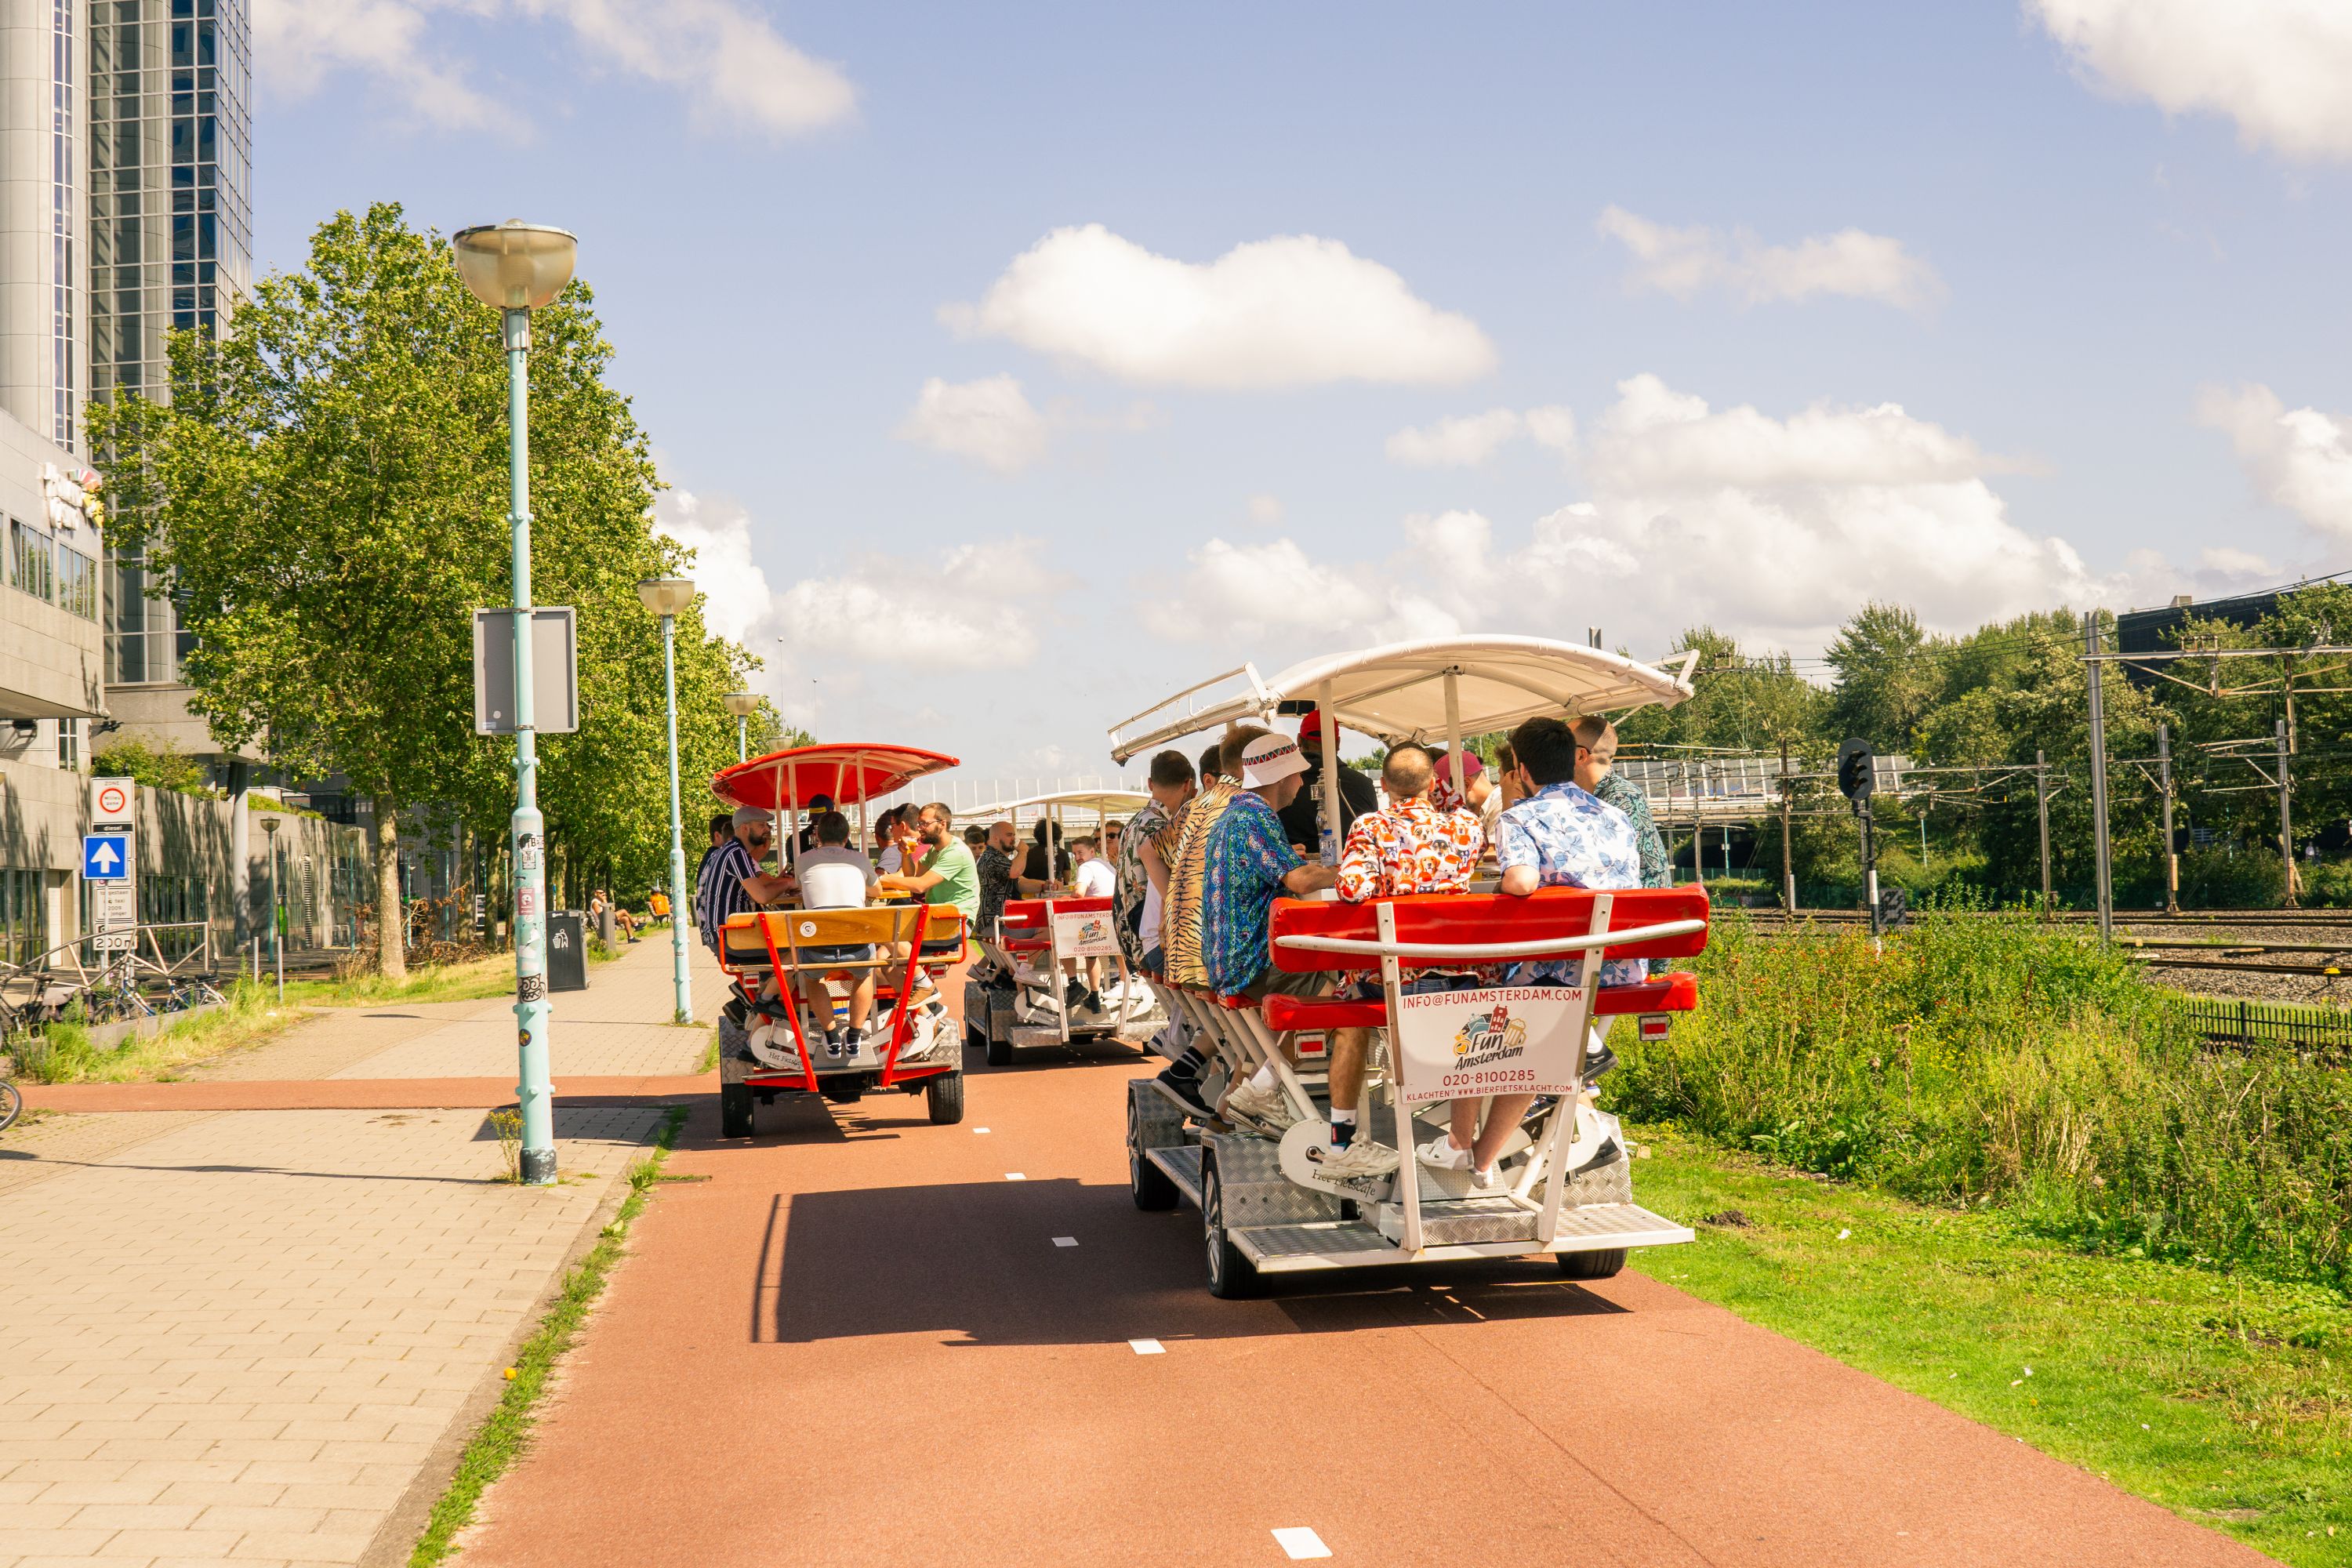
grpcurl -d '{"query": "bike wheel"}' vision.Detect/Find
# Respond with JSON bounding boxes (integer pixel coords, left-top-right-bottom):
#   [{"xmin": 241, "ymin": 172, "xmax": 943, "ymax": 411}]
[{"xmin": 0, "ymin": 1080, "xmax": 22, "ymax": 1134}]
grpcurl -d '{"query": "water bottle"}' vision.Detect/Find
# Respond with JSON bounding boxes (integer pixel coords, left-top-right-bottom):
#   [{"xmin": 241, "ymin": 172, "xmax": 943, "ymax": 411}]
[{"xmin": 1319, "ymin": 819, "xmax": 1338, "ymax": 867}]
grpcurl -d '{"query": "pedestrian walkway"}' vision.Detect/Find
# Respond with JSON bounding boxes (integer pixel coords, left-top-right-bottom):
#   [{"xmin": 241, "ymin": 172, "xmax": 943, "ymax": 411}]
[{"xmin": 0, "ymin": 935, "xmax": 720, "ymax": 1568}]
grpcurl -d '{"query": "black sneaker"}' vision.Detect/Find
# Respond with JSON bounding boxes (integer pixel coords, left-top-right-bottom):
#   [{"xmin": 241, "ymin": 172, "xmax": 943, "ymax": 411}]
[
  {"xmin": 1079, "ymin": 989, "xmax": 1102, "ymax": 1014},
  {"xmin": 841, "ymin": 1028, "xmax": 866, "ymax": 1058},
  {"xmin": 1583, "ymin": 1044, "xmax": 1619, "ymax": 1080},
  {"xmin": 1063, "ymin": 978, "xmax": 1087, "ymax": 1011},
  {"xmin": 824, "ymin": 1029, "xmax": 847, "ymax": 1060},
  {"xmin": 1153, "ymin": 1065, "xmax": 1215, "ymax": 1120}
]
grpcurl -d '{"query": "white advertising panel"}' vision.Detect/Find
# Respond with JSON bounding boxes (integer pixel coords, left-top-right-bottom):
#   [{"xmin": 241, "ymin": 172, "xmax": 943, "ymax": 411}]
[
  {"xmin": 1051, "ymin": 907, "xmax": 1121, "ymax": 959},
  {"xmin": 1390, "ymin": 985, "xmax": 1590, "ymax": 1107}
]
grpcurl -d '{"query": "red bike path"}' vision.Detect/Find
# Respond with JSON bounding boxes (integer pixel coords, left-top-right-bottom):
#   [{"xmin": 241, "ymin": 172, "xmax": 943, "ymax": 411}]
[{"xmin": 445, "ymin": 1041, "xmax": 2274, "ymax": 1566}]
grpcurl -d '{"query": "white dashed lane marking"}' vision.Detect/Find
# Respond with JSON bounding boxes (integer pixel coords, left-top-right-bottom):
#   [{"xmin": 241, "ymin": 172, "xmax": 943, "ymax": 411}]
[
  {"xmin": 1128, "ymin": 1338, "xmax": 1164, "ymax": 1356},
  {"xmin": 1005, "ymin": 1172, "xmax": 1027, "ymax": 1181},
  {"xmin": 1052, "ymin": 1236, "xmax": 1078, "ymax": 1247},
  {"xmin": 1272, "ymin": 1526, "xmax": 1331, "ymax": 1559}
]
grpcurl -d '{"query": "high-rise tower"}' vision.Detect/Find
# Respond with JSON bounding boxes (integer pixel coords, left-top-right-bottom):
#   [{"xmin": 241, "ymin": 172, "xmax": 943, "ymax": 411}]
[{"xmin": 87, "ymin": 0, "xmax": 250, "ymax": 723}]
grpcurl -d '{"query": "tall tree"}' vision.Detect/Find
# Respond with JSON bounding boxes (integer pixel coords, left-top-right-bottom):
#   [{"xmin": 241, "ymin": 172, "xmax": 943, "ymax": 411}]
[
  {"xmin": 90, "ymin": 203, "xmax": 755, "ymax": 974},
  {"xmin": 1824, "ymin": 601, "xmax": 1937, "ymax": 751}
]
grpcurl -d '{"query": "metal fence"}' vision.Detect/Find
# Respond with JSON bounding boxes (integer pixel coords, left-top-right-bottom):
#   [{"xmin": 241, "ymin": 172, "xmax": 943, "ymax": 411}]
[{"xmin": 2172, "ymin": 995, "xmax": 2352, "ymax": 1058}]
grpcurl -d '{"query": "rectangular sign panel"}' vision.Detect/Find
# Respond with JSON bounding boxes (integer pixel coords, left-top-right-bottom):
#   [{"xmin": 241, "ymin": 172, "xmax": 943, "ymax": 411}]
[
  {"xmin": 89, "ymin": 776, "xmax": 135, "ymax": 827},
  {"xmin": 82, "ymin": 833, "xmax": 130, "ymax": 882},
  {"xmin": 1390, "ymin": 985, "xmax": 1591, "ymax": 1107},
  {"xmin": 90, "ymin": 878, "xmax": 135, "ymax": 931},
  {"xmin": 1051, "ymin": 907, "xmax": 1121, "ymax": 959},
  {"xmin": 472, "ymin": 607, "xmax": 579, "ymax": 735}
]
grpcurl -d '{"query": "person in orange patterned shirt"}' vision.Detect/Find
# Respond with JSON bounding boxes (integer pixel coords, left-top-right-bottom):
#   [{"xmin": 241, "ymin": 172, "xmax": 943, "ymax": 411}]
[{"xmin": 1305, "ymin": 744, "xmax": 1488, "ymax": 1182}]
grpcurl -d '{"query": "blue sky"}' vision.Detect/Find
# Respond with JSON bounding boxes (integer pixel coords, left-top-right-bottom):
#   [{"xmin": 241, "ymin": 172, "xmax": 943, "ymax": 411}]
[{"xmin": 260, "ymin": 2, "xmax": 2352, "ymax": 786}]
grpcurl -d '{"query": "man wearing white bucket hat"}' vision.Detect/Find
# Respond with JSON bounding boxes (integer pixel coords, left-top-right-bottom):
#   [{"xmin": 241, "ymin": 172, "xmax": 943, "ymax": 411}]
[{"xmin": 1201, "ymin": 728, "xmax": 1340, "ymax": 1129}]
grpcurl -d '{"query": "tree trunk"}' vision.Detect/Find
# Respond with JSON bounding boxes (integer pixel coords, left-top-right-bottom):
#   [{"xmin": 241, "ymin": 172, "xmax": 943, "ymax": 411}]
[{"xmin": 375, "ymin": 797, "xmax": 406, "ymax": 980}]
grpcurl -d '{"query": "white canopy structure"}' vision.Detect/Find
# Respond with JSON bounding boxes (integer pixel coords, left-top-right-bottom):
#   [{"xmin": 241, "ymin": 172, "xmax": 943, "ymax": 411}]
[{"xmin": 1108, "ymin": 635, "xmax": 1697, "ymax": 766}]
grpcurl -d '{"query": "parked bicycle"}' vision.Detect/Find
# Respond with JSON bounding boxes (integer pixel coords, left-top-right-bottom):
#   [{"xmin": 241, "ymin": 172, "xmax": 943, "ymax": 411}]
[
  {"xmin": 162, "ymin": 977, "xmax": 230, "ymax": 1013},
  {"xmin": 0, "ymin": 1076, "xmax": 20, "ymax": 1134}
]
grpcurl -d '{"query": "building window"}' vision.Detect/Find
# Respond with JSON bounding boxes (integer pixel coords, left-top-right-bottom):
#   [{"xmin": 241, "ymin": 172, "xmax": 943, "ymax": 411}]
[
  {"xmin": 51, "ymin": 0, "xmax": 77, "ymax": 450},
  {"xmin": 12, "ymin": 519, "xmax": 56, "ymax": 603},
  {"xmin": 56, "ymin": 543, "xmax": 97, "ymax": 619},
  {"xmin": 1, "ymin": 869, "xmax": 49, "ymax": 967},
  {"xmin": 56, "ymin": 718, "xmax": 80, "ymax": 771}
]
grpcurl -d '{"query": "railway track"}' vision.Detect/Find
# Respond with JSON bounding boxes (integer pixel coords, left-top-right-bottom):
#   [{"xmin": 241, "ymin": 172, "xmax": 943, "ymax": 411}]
[{"xmin": 1745, "ymin": 907, "xmax": 2352, "ymax": 982}]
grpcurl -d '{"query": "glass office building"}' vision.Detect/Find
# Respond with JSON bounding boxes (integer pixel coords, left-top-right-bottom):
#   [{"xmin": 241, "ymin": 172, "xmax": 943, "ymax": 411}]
[{"xmin": 88, "ymin": 0, "xmax": 251, "ymax": 688}]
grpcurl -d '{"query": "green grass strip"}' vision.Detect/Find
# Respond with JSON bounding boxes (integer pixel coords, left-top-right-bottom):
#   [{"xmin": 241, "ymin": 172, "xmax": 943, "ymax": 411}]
[
  {"xmin": 1628, "ymin": 1127, "xmax": 2350, "ymax": 1566},
  {"xmin": 407, "ymin": 1104, "xmax": 689, "ymax": 1567}
]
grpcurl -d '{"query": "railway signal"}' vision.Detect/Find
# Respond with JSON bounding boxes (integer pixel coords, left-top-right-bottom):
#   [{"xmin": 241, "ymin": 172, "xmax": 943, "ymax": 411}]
[{"xmin": 1837, "ymin": 739, "xmax": 1885, "ymax": 939}]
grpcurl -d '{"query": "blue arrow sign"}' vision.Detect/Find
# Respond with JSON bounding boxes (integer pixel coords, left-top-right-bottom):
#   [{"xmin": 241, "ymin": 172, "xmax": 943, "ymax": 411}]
[{"xmin": 83, "ymin": 833, "xmax": 129, "ymax": 881}]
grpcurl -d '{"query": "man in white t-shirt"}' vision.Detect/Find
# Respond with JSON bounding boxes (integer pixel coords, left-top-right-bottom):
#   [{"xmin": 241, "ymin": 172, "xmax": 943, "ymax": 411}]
[
  {"xmin": 1061, "ymin": 835, "xmax": 1116, "ymax": 1013},
  {"xmin": 788, "ymin": 811, "xmax": 880, "ymax": 1058}
]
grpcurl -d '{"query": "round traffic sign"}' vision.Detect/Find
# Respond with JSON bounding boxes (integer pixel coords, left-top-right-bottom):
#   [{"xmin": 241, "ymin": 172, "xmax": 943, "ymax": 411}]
[{"xmin": 96, "ymin": 783, "xmax": 129, "ymax": 816}]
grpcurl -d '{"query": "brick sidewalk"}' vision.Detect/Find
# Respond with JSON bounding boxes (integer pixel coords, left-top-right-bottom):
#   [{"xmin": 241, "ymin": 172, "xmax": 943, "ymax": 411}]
[{"xmin": 0, "ymin": 936, "xmax": 724, "ymax": 1568}]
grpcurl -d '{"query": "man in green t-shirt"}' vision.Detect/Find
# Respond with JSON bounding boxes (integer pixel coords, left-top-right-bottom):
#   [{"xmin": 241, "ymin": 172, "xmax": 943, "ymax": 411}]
[{"xmin": 877, "ymin": 801, "xmax": 980, "ymax": 923}]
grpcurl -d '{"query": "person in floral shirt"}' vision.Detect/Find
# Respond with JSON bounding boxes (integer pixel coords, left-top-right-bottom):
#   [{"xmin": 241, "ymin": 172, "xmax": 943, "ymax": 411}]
[
  {"xmin": 1309, "ymin": 744, "xmax": 1488, "ymax": 1180},
  {"xmin": 1417, "ymin": 714, "xmax": 1643, "ymax": 1189}
]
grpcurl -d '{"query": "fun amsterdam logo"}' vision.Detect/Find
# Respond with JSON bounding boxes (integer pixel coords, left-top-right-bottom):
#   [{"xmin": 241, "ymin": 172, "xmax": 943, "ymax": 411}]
[{"xmin": 1453, "ymin": 1002, "xmax": 1530, "ymax": 1069}]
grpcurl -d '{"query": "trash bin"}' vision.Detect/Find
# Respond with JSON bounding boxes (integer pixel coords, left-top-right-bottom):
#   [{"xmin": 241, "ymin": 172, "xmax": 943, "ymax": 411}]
[
  {"xmin": 547, "ymin": 911, "xmax": 589, "ymax": 993},
  {"xmin": 596, "ymin": 904, "xmax": 617, "ymax": 949}
]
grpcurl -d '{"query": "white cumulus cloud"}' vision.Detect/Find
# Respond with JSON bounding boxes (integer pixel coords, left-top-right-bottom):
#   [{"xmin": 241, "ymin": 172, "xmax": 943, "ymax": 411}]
[
  {"xmin": 942, "ymin": 224, "xmax": 1497, "ymax": 390},
  {"xmin": 652, "ymin": 488, "xmax": 774, "ymax": 645},
  {"xmin": 2197, "ymin": 383, "xmax": 2352, "ymax": 541},
  {"xmin": 1386, "ymin": 405, "xmax": 1577, "ymax": 468},
  {"xmin": 2031, "ymin": 0, "xmax": 2352, "ymax": 162},
  {"xmin": 895, "ymin": 376, "xmax": 1051, "ymax": 474},
  {"xmin": 777, "ymin": 537, "xmax": 1067, "ymax": 670},
  {"xmin": 1597, "ymin": 205, "xmax": 1944, "ymax": 310},
  {"xmin": 1142, "ymin": 375, "xmax": 2269, "ymax": 666},
  {"xmin": 255, "ymin": 0, "xmax": 855, "ymax": 137}
]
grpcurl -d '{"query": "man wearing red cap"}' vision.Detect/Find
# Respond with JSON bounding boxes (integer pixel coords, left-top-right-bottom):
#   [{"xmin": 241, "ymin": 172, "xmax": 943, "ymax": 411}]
[{"xmin": 1275, "ymin": 706, "xmax": 1378, "ymax": 857}]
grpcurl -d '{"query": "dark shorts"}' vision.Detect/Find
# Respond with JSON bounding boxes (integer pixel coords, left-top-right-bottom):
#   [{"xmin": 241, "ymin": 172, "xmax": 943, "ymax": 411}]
[
  {"xmin": 800, "ymin": 942, "xmax": 876, "ymax": 967},
  {"xmin": 1340, "ymin": 971, "xmax": 1486, "ymax": 1002},
  {"xmin": 1240, "ymin": 967, "xmax": 1326, "ymax": 1001}
]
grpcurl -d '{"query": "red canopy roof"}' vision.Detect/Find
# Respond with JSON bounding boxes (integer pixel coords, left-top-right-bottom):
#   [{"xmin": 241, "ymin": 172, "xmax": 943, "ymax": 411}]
[{"xmin": 710, "ymin": 744, "xmax": 960, "ymax": 811}]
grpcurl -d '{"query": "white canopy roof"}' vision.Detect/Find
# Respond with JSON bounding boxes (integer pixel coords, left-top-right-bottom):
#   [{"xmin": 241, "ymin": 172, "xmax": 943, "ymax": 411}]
[
  {"xmin": 1109, "ymin": 635, "xmax": 1694, "ymax": 764},
  {"xmin": 964, "ymin": 789, "xmax": 1151, "ymax": 820}
]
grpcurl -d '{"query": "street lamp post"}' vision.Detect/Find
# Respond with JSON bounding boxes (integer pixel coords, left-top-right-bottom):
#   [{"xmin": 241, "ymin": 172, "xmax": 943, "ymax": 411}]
[
  {"xmin": 724, "ymin": 691, "xmax": 759, "ymax": 763},
  {"xmin": 260, "ymin": 815, "xmax": 282, "ymax": 1002},
  {"xmin": 640, "ymin": 578, "xmax": 699, "ymax": 1025},
  {"xmin": 453, "ymin": 219, "xmax": 578, "ymax": 1187}
]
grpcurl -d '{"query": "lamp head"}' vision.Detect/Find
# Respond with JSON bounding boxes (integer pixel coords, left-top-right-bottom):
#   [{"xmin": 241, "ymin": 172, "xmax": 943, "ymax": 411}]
[
  {"xmin": 724, "ymin": 691, "xmax": 761, "ymax": 719},
  {"xmin": 636, "ymin": 577, "xmax": 697, "ymax": 618},
  {"xmin": 260, "ymin": 815, "xmax": 281, "ymax": 836},
  {"xmin": 452, "ymin": 220, "xmax": 579, "ymax": 311}
]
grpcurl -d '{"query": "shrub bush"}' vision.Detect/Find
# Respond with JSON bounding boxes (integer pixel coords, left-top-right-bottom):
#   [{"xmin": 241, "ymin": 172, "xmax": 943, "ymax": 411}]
[{"xmin": 1610, "ymin": 911, "xmax": 2352, "ymax": 1285}]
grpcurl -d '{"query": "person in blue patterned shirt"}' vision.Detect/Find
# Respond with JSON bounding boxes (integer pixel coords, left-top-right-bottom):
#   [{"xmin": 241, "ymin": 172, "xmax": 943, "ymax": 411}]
[
  {"xmin": 1421, "ymin": 716, "xmax": 1643, "ymax": 1186},
  {"xmin": 1200, "ymin": 728, "xmax": 1338, "ymax": 1131}
]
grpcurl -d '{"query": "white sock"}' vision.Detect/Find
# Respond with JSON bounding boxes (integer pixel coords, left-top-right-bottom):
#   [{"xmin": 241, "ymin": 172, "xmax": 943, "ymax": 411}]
[
  {"xmin": 1330, "ymin": 1108, "xmax": 1357, "ymax": 1128},
  {"xmin": 1249, "ymin": 1062, "xmax": 1279, "ymax": 1093}
]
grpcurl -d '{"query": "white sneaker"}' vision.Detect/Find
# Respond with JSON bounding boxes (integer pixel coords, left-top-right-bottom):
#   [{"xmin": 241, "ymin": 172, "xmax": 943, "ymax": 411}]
[
  {"xmin": 1222, "ymin": 1077, "xmax": 1299, "ymax": 1133},
  {"xmin": 1416, "ymin": 1134, "xmax": 1473, "ymax": 1171},
  {"xmin": 1469, "ymin": 1163, "xmax": 1501, "ymax": 1190},
  {"xmin": 1310, "ymin": 1137, "xmax": 1400, "ymax": 1180}
]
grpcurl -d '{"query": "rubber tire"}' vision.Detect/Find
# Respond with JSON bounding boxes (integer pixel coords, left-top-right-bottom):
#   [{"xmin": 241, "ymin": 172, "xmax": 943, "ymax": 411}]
[
  {"xmin": 1127, "ymin": 1093, "xmax": 1178, "ymax": 1211},
  {"xmin": 926, "ymin": 1071, "xmax": 966, "ymax": 1124},
  {"xmin": 965, "ymin": 1022, "xmax": 987, "ymax": 1055},
  {"xmin": 985, "ymin": 1029, "xmax": 1014, "ymax": 1068},
  {"xmin": 1559, "ymin": 1248, "xmax": 1628, "ymax": 1280},
  {"xmin": 720, "ymin": 1083, "xmax": 754, "ymax": 1139},
  {"xmin": 1201, "ymin": 1150, "xmax": 1261, "ymax": 1299},
  {"xmin": 0, "ymin": 1078, "xmax": 20, "ymax": 1134}
]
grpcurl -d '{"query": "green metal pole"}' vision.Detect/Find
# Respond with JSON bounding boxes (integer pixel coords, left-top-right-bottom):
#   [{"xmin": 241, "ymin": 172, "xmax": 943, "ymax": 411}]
[
  {"xmin": 506, "ymin": 306, "xmax": 556, "ymax": 1185},
  {"xmin": 661, "ymin": 612, "xmax": 692, "ymax": 1024},
  {"xmin": 736, "ymin": 713, "xmax": 746, "ymax": 763}
]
